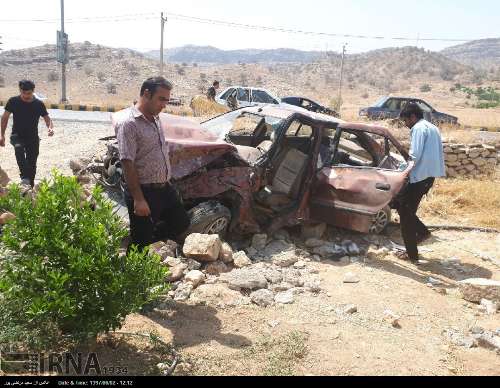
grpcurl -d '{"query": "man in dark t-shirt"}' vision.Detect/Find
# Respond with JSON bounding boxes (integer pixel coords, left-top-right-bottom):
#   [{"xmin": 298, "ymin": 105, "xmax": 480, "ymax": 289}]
[{"xmin": 1, "ymin": 80, "xmax": 54, "ymax": 187}]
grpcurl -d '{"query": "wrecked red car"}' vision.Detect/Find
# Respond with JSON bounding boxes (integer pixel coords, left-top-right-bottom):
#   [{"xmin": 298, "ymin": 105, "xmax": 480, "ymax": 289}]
[{"xmin": 104, "ymin": 105, "xmax": 412, "ymax": 236}]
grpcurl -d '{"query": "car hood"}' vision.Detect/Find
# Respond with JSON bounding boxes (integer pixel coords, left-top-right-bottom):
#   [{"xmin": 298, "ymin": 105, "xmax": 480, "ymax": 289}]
[{"xmin": 113, "ymin": 109, "xmax": 250, "ymax": 180}]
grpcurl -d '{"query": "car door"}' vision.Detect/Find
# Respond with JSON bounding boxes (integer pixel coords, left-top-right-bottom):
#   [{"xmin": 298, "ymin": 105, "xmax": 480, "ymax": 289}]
[
  {"xmin": 237, "ymin": 88, "xmax": 252, "ymax": 107},
  {"xmin": 310, "ymin": 128, "xmax": 412, "ymax": 233},
  {"xmin": 382, "ymin": 98, "xmax": 402, "ymax": 119}
]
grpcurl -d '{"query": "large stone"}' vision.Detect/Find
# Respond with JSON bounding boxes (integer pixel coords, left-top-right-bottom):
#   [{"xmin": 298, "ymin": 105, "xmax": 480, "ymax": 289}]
[
  {"xmin": 342, "ymin": 240, "xmax": 360, "ymax": 256},
  {"xmin": 251, "ymin": 234, "xmax": 268, "ymax": 251},
  {"xmin": 166, "ymin": 264, "xmax": 188, "ymax": 282},
  {"xmin": 185, "ymin": 270, "xmax": 205, "ymax": 288},
  {"xmin": 313, "ymin": 243, "xmax": 345, "ymax": 259},
  {"xmin": 263, "ymin": 240, "xmax": 296, "ymax": 258},
  {"xmin": 275, "ymin": 290, "xmax": 295, "ymax": 304},
  {"xmin": 174, "ymin": 283, "xmax": 193, "ymax": 301},
  {"xmin": 219, "ymin": 242, "xmax": 234, "ymax": 264},
  {"xmin": 190, "ymin": 284, "xmax": 249, "ymax": 307},
  {"xmin": 250, "ymin": 289, "xmax": 275, "ymax": 307},
  {"xmin": 459, "ymin": 278, "xmax": 500, "ymax": 304},
  {"xmin": 226, "ymin": 268, "xmax": 268, "ymax": 290},
  {"xmin": 69, "ymin": 158, "xmax": 88, "ymax": 174},
  {"xmin": 272, "ymin": 251, "xmax": 299, "ymax": 268},
  {"xmin": 262, "ymin": 267, "xmax": 283, "ymax": 284},
  {"xmin": 204, "ymin": 261, "xmax": 230, "ymax": 275},
  {"xmin": 301, "ymin": 223, "xmax": 327, "ymax": 240},
  {"xmin": 150, "ymin": 240, "xmax": 178, "ymax": 259},
  {"xmin": 183, "ymin": 234, "xmax": 221, "ymax": 263},
  {"xmin": 0, "ymin": 166, "xmax": 10, "ymax": 187},
  {"xmin": 472, "ymin": 158, "xmax": 487, "ymax": 167},
  {"xmin": 480, "ymin": 299, "xmax": 499, "ymax": 315},
  {"xmin": 283, "ymin": 269, "xmax": 304, "ymax": 287},
  {"xmin": 445, "ymin": 154, "xmax": 459, "ymax": 163},
  {"xmin": 305, "ymin": 238, "xmax": 326, "ymax": 248},
  {"xmin": 304, "ymin": 277, "xmax": 322, "ymax": 293},
  {"xmin": 343, "ymin": 272, "xmax": 360, "ymax": 284},
  {"xmin": 233, "ymin": 251, "xmax": 252, "ymax": 268}
]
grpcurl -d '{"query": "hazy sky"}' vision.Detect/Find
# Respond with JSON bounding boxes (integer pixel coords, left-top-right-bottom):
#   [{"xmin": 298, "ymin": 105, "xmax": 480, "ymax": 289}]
[{"xmin": 1, "ymin": 0, "xmax": 499, "ymax": 54}]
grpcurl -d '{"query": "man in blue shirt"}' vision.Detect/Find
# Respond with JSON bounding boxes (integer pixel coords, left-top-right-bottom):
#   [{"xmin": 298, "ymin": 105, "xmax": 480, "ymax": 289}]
[{"xmin": 396, "ymin": 103, "xmax": 446, "ymax": 264}]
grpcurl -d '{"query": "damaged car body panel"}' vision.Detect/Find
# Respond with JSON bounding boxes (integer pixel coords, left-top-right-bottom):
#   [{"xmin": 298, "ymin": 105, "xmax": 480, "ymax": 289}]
[{"xmin": 110, "ymin": 105, "xmax": 412, "ymax": 236}]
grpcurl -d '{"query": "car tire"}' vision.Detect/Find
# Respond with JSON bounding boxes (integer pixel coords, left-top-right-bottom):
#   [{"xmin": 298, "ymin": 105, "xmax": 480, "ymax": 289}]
[
  {"xmin": 369, "ymin": 206, "xmax": 391, "ymax": 234},
  {"xmin": 185, "ymin": 201, "xmax": 232, "ymax": 238}
]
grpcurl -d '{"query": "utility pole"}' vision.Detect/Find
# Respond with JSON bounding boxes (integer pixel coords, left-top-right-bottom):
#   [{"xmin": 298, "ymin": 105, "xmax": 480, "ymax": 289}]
[
  {"xmin": 60, "ymin": 0, "xmax": 67, "ymax": 103},
  {"xmin": 160, "ymin": 12, "xmax": 167, "ymax": 76},
  {"xmin": 337, "ymin": 43, "xmax": 347, "ymax": 113}
]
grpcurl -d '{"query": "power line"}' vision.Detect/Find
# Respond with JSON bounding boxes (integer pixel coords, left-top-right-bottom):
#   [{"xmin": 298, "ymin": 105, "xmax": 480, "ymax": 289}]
[{"xmin": 0, "ymin": 11, "xmax": 487, "ymax": 43}]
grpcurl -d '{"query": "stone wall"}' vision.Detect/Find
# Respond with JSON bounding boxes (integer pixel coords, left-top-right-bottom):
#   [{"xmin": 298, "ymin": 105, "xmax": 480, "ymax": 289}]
[{"xmin": 443, "ymin": 142, "xmax": 500, "ymax": 178}]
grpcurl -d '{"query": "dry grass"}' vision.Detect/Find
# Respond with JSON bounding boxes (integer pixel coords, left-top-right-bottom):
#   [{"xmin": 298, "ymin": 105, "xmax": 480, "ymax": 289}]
[
  {"xmin": 189, "ymin": 95, "xmax": 229, "ymax": 117},
  {"xmin": 420, "ymin": 171, "xmax": 500, "ymax": 229}
]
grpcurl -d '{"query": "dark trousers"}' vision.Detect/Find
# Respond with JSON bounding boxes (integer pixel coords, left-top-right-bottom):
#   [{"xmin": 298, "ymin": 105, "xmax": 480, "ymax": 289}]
[
  {"xmin": 11, "ymin": 135, "xmax": 39, "ymax": 187},
  {"xmin": 397, "ymin": 177, "xmax": 435, "ymax": 260},
  {"xmin": 124, "ymin": 183, "xmax": 191, "ymax": 251}
]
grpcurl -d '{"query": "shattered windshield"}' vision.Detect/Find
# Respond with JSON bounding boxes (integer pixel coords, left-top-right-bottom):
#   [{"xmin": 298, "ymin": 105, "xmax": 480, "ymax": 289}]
[{"xmin": 201, "ymin": 110, "xmax": 284, "ymax": 141}]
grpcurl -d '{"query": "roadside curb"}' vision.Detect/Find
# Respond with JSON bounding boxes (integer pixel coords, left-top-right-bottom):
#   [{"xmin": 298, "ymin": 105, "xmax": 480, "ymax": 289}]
[{"xmin": 0, "ymin": 99, "xmax": 128, "ymax": 112}]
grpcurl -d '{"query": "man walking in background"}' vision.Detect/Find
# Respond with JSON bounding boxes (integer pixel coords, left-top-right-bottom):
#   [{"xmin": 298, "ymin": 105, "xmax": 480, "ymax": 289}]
[
  {"xmin": 396, "ymin": 103, "xmax": 446, "ymax": 264},
  {"xmin": 0, "ymin": 80, "xmax": 54, "ymax": 187}
]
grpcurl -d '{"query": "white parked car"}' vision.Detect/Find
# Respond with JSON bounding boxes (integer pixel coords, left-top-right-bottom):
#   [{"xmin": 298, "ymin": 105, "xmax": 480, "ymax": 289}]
[{"xmin": 215, "ymin": 86, "xmax": 280, "ymax": 109}]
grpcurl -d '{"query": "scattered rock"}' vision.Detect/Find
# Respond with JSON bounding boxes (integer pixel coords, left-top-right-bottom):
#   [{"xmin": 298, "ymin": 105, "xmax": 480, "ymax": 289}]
[
  {"xmin": 174, "ymin": 283, "xmax": 193, "ymax": 301},
  {"xmin": 69, "ymin": 158, "xmax": 88, "ymax": 174},
  {"xmin": 275, "ymin": 290, "xmax": 295, "ymax": 304},
  {"xmin": 301, "ymin": 223, "xmax": 327, "ymax": 240},
  {"xmin": 459, "ymin": 278, "xmax": 500, "ymax": 304},
  {"xmin": 270, "ymin": 282, "xmax": 295, "ymax": 293},
  {"xmin": 470, "ymin": 327, "xmax": 485, "ymax": 335},
  {"xmin": 273, "ymin": 251, "xmax": 298, "ymax": 268},
  {"xmin": 251, "ymin": 234, "xmax": 268, "ymax": 251},
  {"xmin": 185, "ymin": 270, "xmax": 205, "ymax": 288},
  {"xmin": 267, "ymin": 320, "xmax": 280, "ymax": 328},
  {"xmin": 383, "ymin": 310, "xmax": 401, "ymax": 328},
  {"xmin": 480, "ymin": 299, "xmax": 499, "ymax": 315},
  {"xmin": 444, "ymin": 328, "xmax": 477, "ymax": 349},
  {"xmin": 166, "ymin": 264, "xmax": 188, "ymax": 282},
  {"xmin": 304, "ymin": 277, "xmax": 322, "ymax": 293},
  {"xmin": 150, "ymin": 240, "xmax": 178, "ymax": 259},
  {"xmin": 476, "ymin": 332, "xmax": 500, "ymax": 352},
  {"xmin": 337, "ymin": 304, "xmax": 358, "ymax": 315},
  {"xmin": 204, "ymin": 261, "xmax": 230, "ymax": 275},
  {"xmin": 183, "ymin": 234, "xmax": 221, "ymax": 263},
  {"xmin": 226, "ymin": 268, "xmax": 268, "ymax": 291},
  {"xmin": 219, "ymin": 242, "xmax": 234, "ymax": 264},
  {"xmin": 262, "ymin": 267, "xmax": 283, "ymax": 285},
  {"xmin": 185, "ymin": 258, "xmax": 202, "ymax": 271},
  {"xmin": 343, "ymin": 272, "xmax": 360, "ymax": 284},
  {"xmin": 233, "ymin": 251, "xmax": 252, "ymax": 268},
  {"xmin": 342, "ymin": 240, "xmax": 360, "ymax": 256},
  {"xmin": 283, "ymin": 269, "xmax": 304, "ymax": 287},
  {"xmin": 190, "ymin": 284, "xmax": 249, "ymax": 307},
  {"xmin": 250, "ymin": 289, "xmax": 275, "ymax": 307},
  {"xmin": 313, "ymin": 243, "xmax": 345, "ymax": 260},
  {"xmin": 428, "ymin": 277, "xmax": 444, "ymax": 286},
  {"xmin": 305, "ymin": 238, "xmax": 326, "ymax": 248},
  {"xmin": 366, "ymin": 246, "xmax": 389, "ymax": 260},
  {"xmin": 263, "ymin": 240, "xmax": 296, "ymax": 258}
]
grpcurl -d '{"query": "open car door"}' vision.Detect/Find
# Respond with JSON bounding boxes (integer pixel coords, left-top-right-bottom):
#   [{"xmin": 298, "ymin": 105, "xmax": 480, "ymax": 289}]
[{"xmin": 310, "ymin": 126, "xmax": 413, "ymax": 233}]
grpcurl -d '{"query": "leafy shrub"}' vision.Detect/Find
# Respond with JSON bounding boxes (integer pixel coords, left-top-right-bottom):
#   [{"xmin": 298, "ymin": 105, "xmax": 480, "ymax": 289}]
[{"xmin": 0, "ymin": 173, "xmax": 168, "ymax": 348}]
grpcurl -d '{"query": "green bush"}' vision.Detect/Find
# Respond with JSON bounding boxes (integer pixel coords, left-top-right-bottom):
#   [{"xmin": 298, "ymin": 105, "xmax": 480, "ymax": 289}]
[{"xmin": 0, "ymin": 172, "xmax": 168, "ymax": 348}]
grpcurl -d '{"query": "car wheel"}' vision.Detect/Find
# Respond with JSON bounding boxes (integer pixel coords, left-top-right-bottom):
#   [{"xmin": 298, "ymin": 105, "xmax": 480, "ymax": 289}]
[
  {"xmin": 185, "ymin": 201, "xmax": 232, "ymax": 238},
  {"xmin": 369, "ymin": 206, "xmax": 391, "ymax": 234}
]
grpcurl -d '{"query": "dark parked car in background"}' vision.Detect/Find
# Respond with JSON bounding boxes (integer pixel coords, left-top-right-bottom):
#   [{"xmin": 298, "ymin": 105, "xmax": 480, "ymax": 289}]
[
  {"xmin": 281, "ymin": 96, "xmax": 339, "ymax": 118},
  {"xmin": 359, "ymin": 96, "xmax": 458, "ymax": 125}
]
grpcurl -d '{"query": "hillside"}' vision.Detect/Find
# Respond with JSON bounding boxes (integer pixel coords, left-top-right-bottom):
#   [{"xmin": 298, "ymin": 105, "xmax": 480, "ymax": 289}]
[
  {"xmin": 147, "ymin": 45, "xmax": 325, "ymax": 64},
  {"xmin": 441, "ymin": 38, "xmax": 500, "ymax": 72},
  {"xmin": 1, "ymin": 43, "xmax": 499, "ymax": 121}
]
